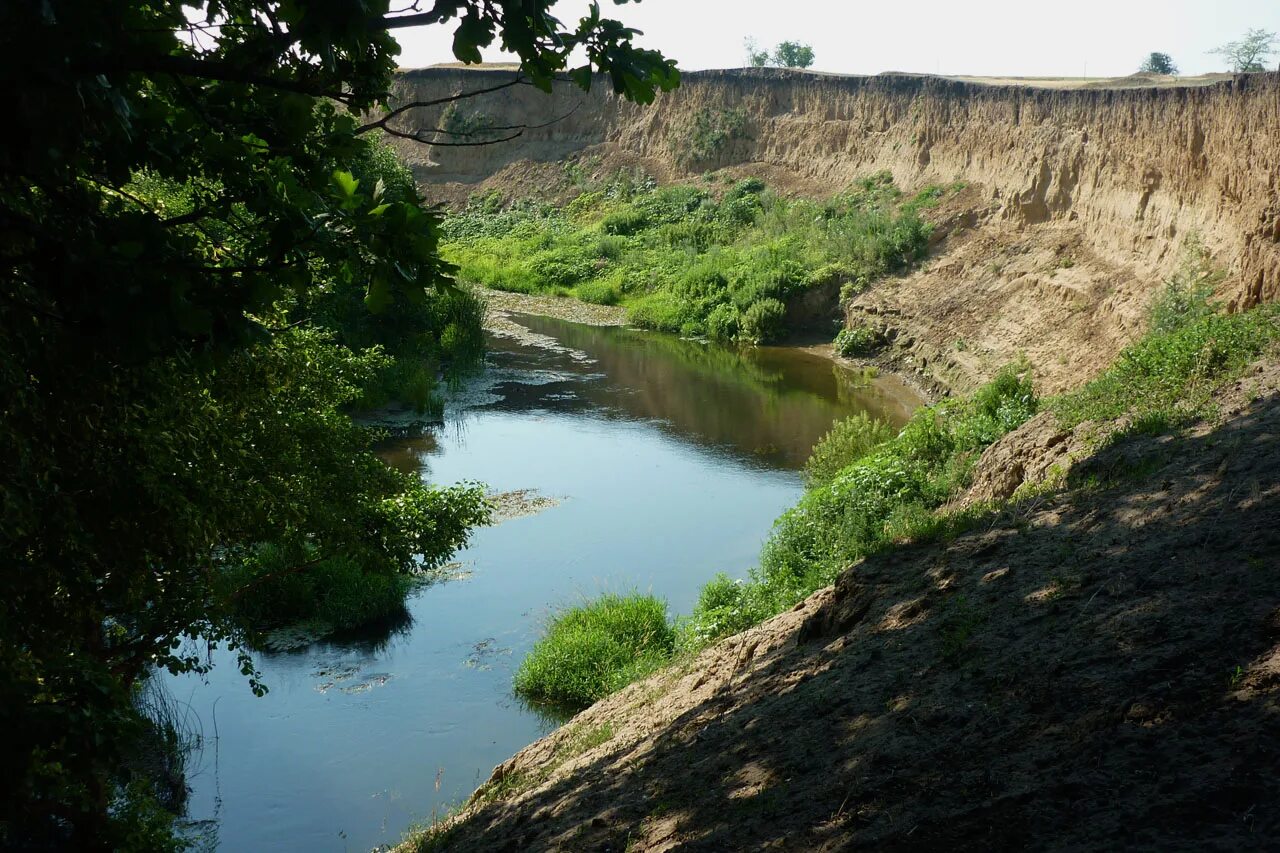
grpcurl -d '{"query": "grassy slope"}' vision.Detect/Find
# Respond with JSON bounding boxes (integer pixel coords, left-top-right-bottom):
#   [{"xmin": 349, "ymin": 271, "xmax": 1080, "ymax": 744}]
[{"xmin": 443, "ymin": 172, "xmax": 948, "ymax": 344}]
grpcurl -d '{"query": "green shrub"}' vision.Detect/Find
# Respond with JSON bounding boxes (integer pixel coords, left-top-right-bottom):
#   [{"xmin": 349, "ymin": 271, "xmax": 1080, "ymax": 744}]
[
  {"xmin": 513, "ymin": 593, "xmax": 675, "ymax": 710},
  {"xmin": 223, "ymin": 545, "xmax": 413, "ymax": 634},
  {"xmin": 682, "ymin": 365, "xmax": 1039, "ymax": 651},
  {"xmin": 527, "ymin": 245, "xmax": 598, "ymax": 288},
  {"xmin": 739, "ymin": 298, "xmax": 788, "ymax": 343},
  {"xmin": 600, "ymin": 208, "xmax": 649, "ymax": 236},
  {"xmin": 576, "ymin": 277, "xmax": 623, "ymax": 306},
  {"xmin": 705, "ymin": 303, "xmax": 741, "ymax": 342},
  {"xmin": 804, "ymin": 412, "xmax": 896, "ymax": 487},
  {"xmin": 441, "ymin": 173, "xmax": 933, "ymax": 344},
  {"xmin": 834, "ymin": 325, "xmax": 882, "ymax": 357},
  {"xmin": 1149, "ymin": 240, "xmax": 1223, "ymax": 335},
  {"xmin": 628, "ymin": 291, "xmax": 689, "ymax": 333},
  {"xmin": 669, "ymin": 108, "xmax": 748, "ymax": 165}
]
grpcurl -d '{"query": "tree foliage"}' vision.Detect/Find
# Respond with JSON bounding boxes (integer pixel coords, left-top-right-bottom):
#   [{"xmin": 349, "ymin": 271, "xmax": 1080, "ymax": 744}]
[
  {"xmin": 1209, "ymin": 28, "xmax": 1277, "ymax": 72},
  {"xmin": 744, "ymin": 38, "xmax": 815, "ymax": 69},
  {"xmin": 772, "ymin": 41, "xmax": 816, "ymax": 69},
  {"xmin": 0, "ymin": 0, "xmax": 675, "ymax": 846},
  {"xmin": 1138, "ymin": 52, "xmax": 1178, "ymax": 75}
]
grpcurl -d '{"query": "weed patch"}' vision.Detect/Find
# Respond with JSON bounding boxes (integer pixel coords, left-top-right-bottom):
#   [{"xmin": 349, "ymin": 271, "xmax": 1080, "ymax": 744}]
[{"xmin": 514, "ymin": 593, "xmax": 675, "ymax": 710}]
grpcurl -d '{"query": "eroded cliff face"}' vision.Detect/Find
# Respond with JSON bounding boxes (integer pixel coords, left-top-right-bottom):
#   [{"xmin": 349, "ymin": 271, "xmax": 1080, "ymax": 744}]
[{"xmin": 389, "ymin": 67, "xmax": 1280, "ymax": 392}]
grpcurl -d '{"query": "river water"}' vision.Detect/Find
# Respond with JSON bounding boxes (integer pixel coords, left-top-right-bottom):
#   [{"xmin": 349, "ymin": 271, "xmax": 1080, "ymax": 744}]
[{"xmin": 169, "ymin": 313, "xmax": 921, "ymax": 851}]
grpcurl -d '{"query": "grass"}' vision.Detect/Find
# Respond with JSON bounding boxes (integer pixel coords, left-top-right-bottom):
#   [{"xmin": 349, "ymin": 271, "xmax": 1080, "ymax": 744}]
[
  {"xmin": 513, "ymin": 593, "xmax": 676, "ymax": 710},
  {"xmin": 1054, "ymin": 260, "xmax": 1278, "ymax": 429},
  {"xmin": 443, "ymin": 170, "xmax": 933, "ymax": 344}
]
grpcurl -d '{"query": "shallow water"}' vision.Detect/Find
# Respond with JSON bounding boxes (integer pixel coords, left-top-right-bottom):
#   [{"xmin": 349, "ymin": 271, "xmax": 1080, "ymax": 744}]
[{"xmin": 169, "ymin": 315, "xmax": 921, "ymax": 851}]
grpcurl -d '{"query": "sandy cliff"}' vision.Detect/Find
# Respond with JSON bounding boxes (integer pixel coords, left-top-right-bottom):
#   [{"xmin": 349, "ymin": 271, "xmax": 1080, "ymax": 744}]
[{"xmin": 389, "ymin": 67, "xmax": 1280, "ymax": 393}]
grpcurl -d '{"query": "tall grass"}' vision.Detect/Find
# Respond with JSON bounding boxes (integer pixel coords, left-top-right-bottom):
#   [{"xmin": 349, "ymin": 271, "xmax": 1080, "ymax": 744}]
[
  {"xmin": 513, "ymin": 593, "xmax": 675, "ymax": 710},
  {"xmin": 803, "ymin": 412, "xmax": 896, "ymax": 487}
]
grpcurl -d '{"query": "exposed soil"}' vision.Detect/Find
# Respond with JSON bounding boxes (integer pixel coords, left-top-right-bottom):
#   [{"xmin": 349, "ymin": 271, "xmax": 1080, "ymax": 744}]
[
  {"xmin": 404, "ymin": 362, "xmax": 1280, "ymax": 851},
  {"xmin": 394, "ymin": 66, "xmax": 1280, "ymax": 394}
]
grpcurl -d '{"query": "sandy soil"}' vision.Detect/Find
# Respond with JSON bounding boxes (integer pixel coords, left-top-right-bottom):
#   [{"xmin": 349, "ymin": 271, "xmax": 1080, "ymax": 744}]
[{"xmin": 402, "ymin": 361, "xmax": 1280, "ymax": 851}]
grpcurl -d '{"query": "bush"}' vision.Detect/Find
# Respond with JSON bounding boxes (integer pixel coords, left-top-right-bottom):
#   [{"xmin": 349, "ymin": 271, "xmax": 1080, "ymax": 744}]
[
  {"xmin": 441, "ymin": 173, "xmax": 933, "ymax": 344},
  {"xmin": 527, "ymin": 245, "xmax": 598, "ymax": 289},
  {"xmin": 513, "ymin": 593, "xmax": 675, "ymax": 710},
  {"xmin": 834, "ymin": 325, "xmax": 881, "ymax": 357},
  {"xmin": 682, "ymin": 365, "xmax": 1039, "ymax": 652},
  {"xmin": 669, "ymin": 108, "xmax": 748, "ymax": 165},
  {"xmin": 223, "ymin": 545, "xmax": 413, "ymax": 634},
  {"xmin": 600, "ymin": 208, "xmax": 649, "ymax": 236},
  {"xmin": 804, "ymin": 412, "xmax": 896, "ymax": 487},
  {"xmin": 705, "ymin": 303, "xmax": 741, "ymax": 342},
  {"xmin": 1056, "ymin": 304, "xmax": 1279, "ymax": 427},
  {"xmin": 576, "ymin": 277, "xmax": 623, "ymax": 306},
  {"xmin": 628, "ymin": 291, "xmax": 689, "ymax": 333},
  {"xmin": 739, "ymin": 298, "xmax": 788, "ymax": 343}
]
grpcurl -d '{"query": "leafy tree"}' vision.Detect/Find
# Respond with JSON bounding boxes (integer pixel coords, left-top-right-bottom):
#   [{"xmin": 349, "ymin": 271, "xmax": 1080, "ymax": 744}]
[
  {"xmin": 1139, "ymin": 52, "xmax": 1178, "ymax": 74},
  {"xmin": 743, "ymin": 39, "xmax": 815, "ymax": 69},
  {"xmin": 772, "ymin": 41, "xmax": 816, "ymax": 69},
  {"xmin": 1209, "ymin": 28, "xmax": 1278, "ymax": 72},
  {"xmin": 0, "ymin": 0, "xmax": 675, "ymax": 847}
]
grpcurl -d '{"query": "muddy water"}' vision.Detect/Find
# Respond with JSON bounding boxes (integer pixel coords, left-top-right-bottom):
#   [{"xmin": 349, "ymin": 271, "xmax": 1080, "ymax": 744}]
[{"xmin": 169, "ymin": 315, "xmax": 922, "ymax": 851}]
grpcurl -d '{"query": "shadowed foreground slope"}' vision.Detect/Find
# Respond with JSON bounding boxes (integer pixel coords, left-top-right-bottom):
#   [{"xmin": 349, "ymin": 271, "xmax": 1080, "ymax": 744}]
[{"xmin": 407, "ymin": 365, "xmax": 1280, "ymax": 851}]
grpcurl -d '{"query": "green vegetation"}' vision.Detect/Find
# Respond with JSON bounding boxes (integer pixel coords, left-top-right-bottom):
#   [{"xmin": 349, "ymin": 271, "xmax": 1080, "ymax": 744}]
[
  {"xmin": 514, "ymin": 593, "xmax": 675, "ymax": 709},
  {"xmin": 1055, "ymin": 265, "xmax": 1278, "ymax": 430},
  {"xmin": 804, "ymin": 412, "xmax": 897, "ymax": 487},
  {"xmin": 445, "ymin": 171, "xmax": 933, "ymax": 343},
  {"xmin": 1139, "ymin": 52, "xmax": 1178, "ymax": 74},
  {"xmin": 745, "ymin": 38, "xmax": 816, "ymax": 69},
  {"xmin": 1, "ymin": 0, "xmax": 677, "ymax": 844},
  {"xmin": 669, "ymin": 107, "xmax": 748, "ymax": 165},
  {"xmin": 513, "ymin": 240, "xmax": 1280, "ymax": 717},
  {"xmin": 683, "ymin": 364, "xmax": 1037, "ymax": 645},
  {"xmin": 834, "ymin": 324, "xmax": 883, "ymax": 357}
]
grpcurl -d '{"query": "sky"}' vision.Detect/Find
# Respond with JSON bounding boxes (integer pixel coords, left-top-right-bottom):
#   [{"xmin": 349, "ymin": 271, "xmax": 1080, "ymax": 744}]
[{"xmin": 393, "ymin": 0, "xmax": 1279, "ymax": 78}]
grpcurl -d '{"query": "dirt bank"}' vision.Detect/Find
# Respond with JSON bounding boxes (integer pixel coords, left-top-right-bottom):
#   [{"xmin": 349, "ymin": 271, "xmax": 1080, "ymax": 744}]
[
  {"xmin": 393, "ymin": 67, "xmax": 1280, "ymax": 394},
  {"xmin": 402, "ymin": 362, "xmax": 1280, "ymax": 852}
]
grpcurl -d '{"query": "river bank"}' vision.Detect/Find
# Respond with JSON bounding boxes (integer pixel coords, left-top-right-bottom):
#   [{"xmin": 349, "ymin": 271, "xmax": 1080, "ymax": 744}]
[
  {"xmin": 481, "ymin": 287, "xmax": 937, "ymax": 408},
  {"xmin": 167, "ymin": 305, "xmax": 915, "ymax": 851},
  {"xmin": 400, "ymin": 302, "xmax": 1280, "ymax": 852}
]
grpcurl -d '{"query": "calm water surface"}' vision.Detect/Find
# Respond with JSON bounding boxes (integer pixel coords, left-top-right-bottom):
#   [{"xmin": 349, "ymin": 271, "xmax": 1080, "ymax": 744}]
[{"xmin": 170, "ymin": 315, "xmax": 921, "ymax": 850}]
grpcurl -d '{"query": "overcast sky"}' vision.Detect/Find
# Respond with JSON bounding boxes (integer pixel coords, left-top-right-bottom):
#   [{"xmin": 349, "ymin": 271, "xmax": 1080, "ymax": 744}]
[{"xmin": 394, "ymin": 0, "xmax": 1278, "ymax": 78}]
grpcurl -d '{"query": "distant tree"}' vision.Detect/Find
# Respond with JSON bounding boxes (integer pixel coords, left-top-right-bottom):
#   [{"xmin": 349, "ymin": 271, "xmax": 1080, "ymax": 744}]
[
  {"xmin": 1139, "ymin": 52, "xmax": 1178, "ymax": 75},
  {"xmin": 744, "ymin": 37, "xmax": 770, "ymax": 67},
  {"xmin": 772, "ymin": 41, "xmax": 816, "ymax": 69},
  {"xmin": 743, "ymin": 39, "xmax": 815, "ymax": 69},
  {"xmin": 1209, "ymin": 28, "xmax": 1278, "ymax": 72}
]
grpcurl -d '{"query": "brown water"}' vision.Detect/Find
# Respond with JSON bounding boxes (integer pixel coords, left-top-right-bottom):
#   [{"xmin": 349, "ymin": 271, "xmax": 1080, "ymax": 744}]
[{"xmin": 167, "ymin": 314, "xmax": 923, "ymax": 851}]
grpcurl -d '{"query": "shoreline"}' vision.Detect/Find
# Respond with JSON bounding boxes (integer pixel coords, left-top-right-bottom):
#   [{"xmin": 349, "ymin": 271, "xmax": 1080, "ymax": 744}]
[{"xmin": 480, "ymin": 287, "xmax": 938, "ymax": 407}]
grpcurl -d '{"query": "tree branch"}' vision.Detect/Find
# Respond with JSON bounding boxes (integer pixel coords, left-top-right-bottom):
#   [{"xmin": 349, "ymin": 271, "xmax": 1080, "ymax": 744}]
[
  {"xmin": 355, "ymin": 74, "xmax": 528, "ymax": 135},
  {"xmin": 379, "ymin": 125, "xmax": 525, "ymax": 146}
]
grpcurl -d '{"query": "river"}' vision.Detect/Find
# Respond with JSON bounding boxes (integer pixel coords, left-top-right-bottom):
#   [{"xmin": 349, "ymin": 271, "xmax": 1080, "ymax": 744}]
[{"xmin": 168, "ymin": 313, "xmax": 922, "ymax": 851}]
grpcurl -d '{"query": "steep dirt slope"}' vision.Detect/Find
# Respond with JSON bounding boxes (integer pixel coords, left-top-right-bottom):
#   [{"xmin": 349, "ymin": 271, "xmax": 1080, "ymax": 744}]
[
  {"xmin": 404, "ymin": 364, "xmax": 1280, "ymax": 853},
  {"xmin": 388, "ymin": 67, "xmax": 1280, "ymax": 393}
]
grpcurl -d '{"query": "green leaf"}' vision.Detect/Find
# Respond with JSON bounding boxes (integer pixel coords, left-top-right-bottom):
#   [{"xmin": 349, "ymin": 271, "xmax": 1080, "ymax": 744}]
[
  {"xmin": 331, "ymin": 170, "xmax": 359, "ymax": 199},
  {"xmin": 365, "ymin": 275, "xmax": 393, "ymax": 313}
]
